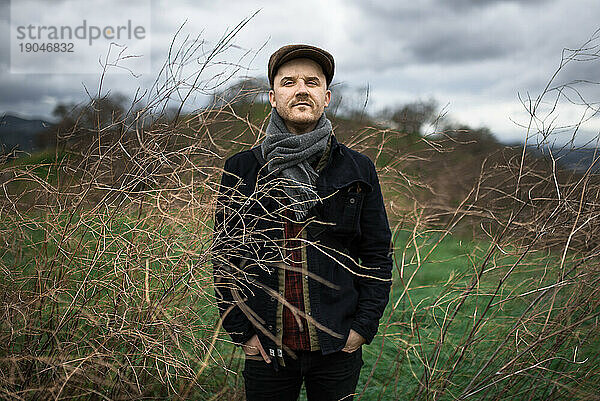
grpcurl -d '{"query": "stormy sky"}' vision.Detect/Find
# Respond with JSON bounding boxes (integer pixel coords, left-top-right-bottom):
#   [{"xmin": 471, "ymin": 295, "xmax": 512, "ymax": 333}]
[{"xmin": 1, "ymin": 0, "xmax": 599, "ymax": 145}]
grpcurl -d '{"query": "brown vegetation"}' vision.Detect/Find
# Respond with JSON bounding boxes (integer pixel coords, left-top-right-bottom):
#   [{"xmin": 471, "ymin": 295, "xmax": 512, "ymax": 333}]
[{"xmin": 0, "ymin": 24, "xmax": 599, "ymax": 400}]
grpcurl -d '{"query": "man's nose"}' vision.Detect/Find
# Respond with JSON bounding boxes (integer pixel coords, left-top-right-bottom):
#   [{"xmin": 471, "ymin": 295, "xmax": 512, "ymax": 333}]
[{"xmin": 295, "ymin": 80, "xmax": 309, "ymax": 95}]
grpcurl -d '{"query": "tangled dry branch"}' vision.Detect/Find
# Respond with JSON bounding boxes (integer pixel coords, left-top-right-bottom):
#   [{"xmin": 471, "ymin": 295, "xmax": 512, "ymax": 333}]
[{"xmin": 0, "ymin": 23, "xmax": 599, "ymax": 401}]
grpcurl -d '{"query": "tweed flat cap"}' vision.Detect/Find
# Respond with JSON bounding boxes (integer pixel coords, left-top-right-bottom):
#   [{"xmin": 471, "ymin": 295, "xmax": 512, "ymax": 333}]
[{"xmin": 268, "ymin": 44, "xmax": 335, "ymax": 88}]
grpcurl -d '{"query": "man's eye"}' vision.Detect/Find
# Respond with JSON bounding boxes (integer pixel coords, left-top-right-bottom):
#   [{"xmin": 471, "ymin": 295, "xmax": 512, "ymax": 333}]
[{"xmin": 283, "ymin": 81, "xmax": 293, "ymax": 86}]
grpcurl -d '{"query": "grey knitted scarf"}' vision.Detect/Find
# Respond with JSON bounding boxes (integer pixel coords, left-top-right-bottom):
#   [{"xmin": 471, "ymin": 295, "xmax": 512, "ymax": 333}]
[{"xmin": 260, "ymin": 108, "xmax": 332, "ymax": 221}]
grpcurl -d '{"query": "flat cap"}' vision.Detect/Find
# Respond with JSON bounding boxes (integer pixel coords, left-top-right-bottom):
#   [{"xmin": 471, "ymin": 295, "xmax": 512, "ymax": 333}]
[{"xmin": 268, "ymin": 44, "xmax": 335, "ymax": 88}]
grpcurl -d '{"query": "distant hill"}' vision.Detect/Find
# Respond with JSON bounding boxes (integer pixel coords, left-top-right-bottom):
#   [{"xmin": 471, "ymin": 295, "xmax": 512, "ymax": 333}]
[
  {"xmin": 526, "ymin": 145, "xmax": 600, "ymax": 173},
  {"xmin": 553, "ymin": 147, "xmax": 600, "ymax": 173},
  {"xmin": 0, "ymin": 113, "xmax": 52, "ymax": 154}
]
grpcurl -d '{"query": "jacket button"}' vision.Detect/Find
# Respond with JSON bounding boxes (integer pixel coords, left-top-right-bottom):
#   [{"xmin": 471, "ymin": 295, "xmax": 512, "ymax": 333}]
[
  {"xmin": 349, "ymin": 197, "xmax": 355, "ymax": 204},
  {"xmin": 277, "ymin": 328, "xmax": 281, "ymax": 332},
  {"xmin": 304, "ymin": 275, "xmax": 308, "ymax": 280},
  {"xmin": 268, "ymin": 325, "xmax": 273, "ymax": 331}
]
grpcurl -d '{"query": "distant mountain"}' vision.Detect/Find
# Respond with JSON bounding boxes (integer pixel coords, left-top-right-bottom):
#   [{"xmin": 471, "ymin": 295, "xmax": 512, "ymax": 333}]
[
  {"xmin": 526, "ymin": 145, "xmax": 600, "ymax": 173},
  {"xmin": 554, "ymin": 147, "xmax": 600, "ymax": 173},
  {"xmin": 0, "ymin": 113, "xmax": 53, "ymax": 154}
]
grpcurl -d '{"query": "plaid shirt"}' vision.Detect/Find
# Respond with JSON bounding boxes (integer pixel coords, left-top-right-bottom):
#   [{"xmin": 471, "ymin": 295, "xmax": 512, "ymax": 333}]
[
  {"xmin": 277, "ymin": 134, "xmax": 333, "ymax": 352},
  {"xmin": 282, "ymin": 199, "xmax": 312, "ymax": 350}
]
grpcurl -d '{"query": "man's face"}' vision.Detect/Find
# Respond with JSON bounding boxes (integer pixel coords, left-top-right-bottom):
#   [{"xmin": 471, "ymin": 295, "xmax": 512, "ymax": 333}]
[{"xmin": 269, "ymin": 58, "xmax": 331, "ymax": 134}]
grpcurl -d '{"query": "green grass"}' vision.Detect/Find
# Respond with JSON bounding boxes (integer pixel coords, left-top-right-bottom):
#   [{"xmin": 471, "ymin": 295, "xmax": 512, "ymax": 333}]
[
  {"xmin": 1, "ymin": 172, "xmax": 597, "ymax": 399},
  {"xmin": 3, "ymin": 148, "xmax": 69, "ymax": 183},
  {"xmin": 201, "ymin": 229, "xmax": 588, "ymax": 401}
]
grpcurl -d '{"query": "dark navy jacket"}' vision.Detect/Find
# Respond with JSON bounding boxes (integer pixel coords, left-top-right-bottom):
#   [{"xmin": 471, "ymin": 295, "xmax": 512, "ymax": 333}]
[{"xmin": 212, "ymin": 133, "xmax": 393, "ymax": 358}]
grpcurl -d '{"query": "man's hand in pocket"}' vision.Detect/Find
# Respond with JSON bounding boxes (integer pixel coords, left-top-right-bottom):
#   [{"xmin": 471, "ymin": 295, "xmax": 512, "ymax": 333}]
[
  {"xmin": 341, "ymin": 329, "xmax": 365, "ymax": 353},
  {"xmin": 242, "ymin": 334, "xmax": 271, "ymax": 363}
]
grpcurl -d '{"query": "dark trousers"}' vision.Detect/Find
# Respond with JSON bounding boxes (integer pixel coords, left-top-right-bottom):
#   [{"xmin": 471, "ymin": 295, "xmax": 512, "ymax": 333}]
[{"xmin": 242, "ymin": 348, "xmax": 364, "ymax": 401}]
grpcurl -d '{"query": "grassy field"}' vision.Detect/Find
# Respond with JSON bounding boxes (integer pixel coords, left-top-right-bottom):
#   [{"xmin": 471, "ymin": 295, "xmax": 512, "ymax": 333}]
[
  {"xmin": 1, "ymin": 143, "xmax": 599, "ymax": 400},
  {"xmin": 205, "ymin": 229, "xmax": 594, "ymax": 400}
]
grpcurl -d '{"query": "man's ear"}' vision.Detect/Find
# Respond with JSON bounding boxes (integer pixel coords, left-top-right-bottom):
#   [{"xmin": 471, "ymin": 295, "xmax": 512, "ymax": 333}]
[
  {"xmin": 268, "ymin": 90, "xmax": 276, "ymax": 108},
  {"xmin": 324, "ymin": 89, "xmax": 332, "ymax": 108}
]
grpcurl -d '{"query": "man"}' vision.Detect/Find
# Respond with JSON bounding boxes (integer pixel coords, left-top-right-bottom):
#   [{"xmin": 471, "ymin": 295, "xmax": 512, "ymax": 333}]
[{"xmin": 212, "ymin": 44, "xmax": 393, "ymax": 401}]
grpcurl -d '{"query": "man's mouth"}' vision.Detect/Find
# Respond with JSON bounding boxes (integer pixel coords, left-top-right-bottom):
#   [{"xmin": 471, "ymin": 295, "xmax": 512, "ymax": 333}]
[{"xmin": 294, "ymin": 102, "xmax": 311, "ymax": 107}]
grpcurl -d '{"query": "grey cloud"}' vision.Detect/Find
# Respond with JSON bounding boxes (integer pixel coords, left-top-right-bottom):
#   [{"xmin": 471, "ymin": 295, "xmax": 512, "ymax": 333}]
[
  {"xmin": 408, "ymin": 27, "xmax": 514, "ymax": 63},
  {"xmin": 443, "ymin": 0, "xmax": 554, "ymax": 10},
  {"xmin": 0, "ymin": 74, "xmax": 86, "ymax": 110},
  {"xmin": 353, "ymin": 0, "xmax": 554, "ymax": 15},
  {"xmin": 0, "ymin": 1, "xmax": 8, "ymax": 23},
  {"xmin": 340, "ymin": 3, "xmax": 518, "ymax": 71},
  {"xmin": 341, "ymin": 0, "xmax": 582, "ymax": 72}
]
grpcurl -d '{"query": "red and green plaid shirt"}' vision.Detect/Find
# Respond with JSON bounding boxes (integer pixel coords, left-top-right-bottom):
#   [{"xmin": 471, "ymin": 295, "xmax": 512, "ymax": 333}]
[
  {"xmin": 278, "ymin": 134, "xmax": 333, "ymax": 351},
  {"xmin": 282, "ymin": 199, "xmax": 312, "ymax": 350}
]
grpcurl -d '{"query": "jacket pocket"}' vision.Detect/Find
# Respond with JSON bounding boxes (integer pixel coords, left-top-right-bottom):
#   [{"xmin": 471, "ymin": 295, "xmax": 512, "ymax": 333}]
[{"xmin": 326, "ymin": 179, "xmax": 371, "ymax": 239}]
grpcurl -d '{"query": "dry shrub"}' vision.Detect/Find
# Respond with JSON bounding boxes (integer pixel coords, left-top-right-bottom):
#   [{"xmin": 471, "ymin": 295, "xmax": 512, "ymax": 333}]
[
  {"xmin": 366, "ymin": 30, "xmax": 600, "ymax": 401},
  {"xmin": 0, "ymin": 18, "xmax": 263, "ymax": 400}
]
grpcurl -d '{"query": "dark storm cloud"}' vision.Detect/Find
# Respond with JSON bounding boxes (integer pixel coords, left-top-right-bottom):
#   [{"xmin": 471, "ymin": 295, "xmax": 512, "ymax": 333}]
[
  {"xmin": 0, "ymin": 76, "xmax": 76, "ymax": 106},
  {"xmin": 0, "ymin": 72, "xmax": 88, "ymax": 117},
  {"xmin": 345, "ymin": 0, "xmax": 527, "ymax": 67},
  {"xmin": 497, "ymin": 27, "xmax": 600, "ymax": 101},
  {"xmin": 408, "ymin": 26, "xmax": 514, "ymax": 63}
]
